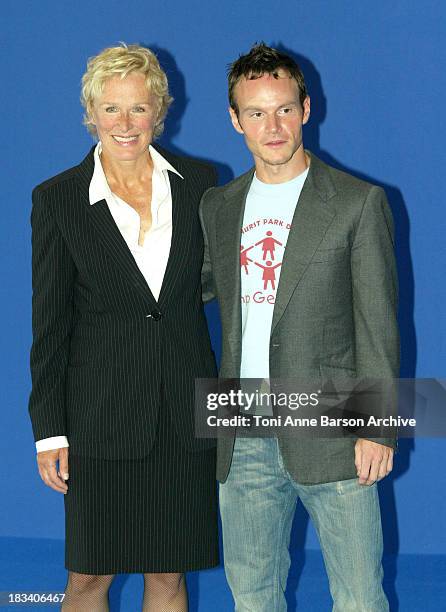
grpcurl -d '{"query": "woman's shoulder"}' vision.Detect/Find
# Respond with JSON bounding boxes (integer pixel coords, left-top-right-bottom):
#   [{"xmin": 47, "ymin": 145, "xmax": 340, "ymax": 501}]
[
  {"xmin": 33, "ymin": 166, "xmax": 78, "ymax": 196},
  {"xmin": 33, "ymin": 147, "xmax": 95, "ymax": 197},
  {"xmin": 153, "ymin": 144, "xmax": 217, "ymax": 181}
]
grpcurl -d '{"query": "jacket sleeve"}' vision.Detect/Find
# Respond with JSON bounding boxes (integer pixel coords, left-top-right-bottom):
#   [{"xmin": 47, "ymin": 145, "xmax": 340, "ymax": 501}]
[
  {"xmin": 29, "ymin": 186, "xmax": 76, "ymax": 442},
  {"xmin": 199, "ymin": 187, "xmax": 217, "ymax": 304},
  {"xmin": 351, "ymin": 185, "xmax": 400, "ymax": 448}
]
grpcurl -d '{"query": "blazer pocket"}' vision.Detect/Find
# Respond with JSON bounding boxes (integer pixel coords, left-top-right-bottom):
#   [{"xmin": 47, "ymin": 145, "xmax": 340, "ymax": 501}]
[
  {"xmin": 311, "ymin": 247, "xmax": 348, "ymax": 264},
  {"xmin": 66, "ymin": 365, "xmax": 112, "ymax": 425},
  {"xmin": 319, "ymin": 364, "xmax": 357, "ymax": 410},
  {"xmin": 319, "ymin": 363, "xmax": 356, "ymax": 380}
]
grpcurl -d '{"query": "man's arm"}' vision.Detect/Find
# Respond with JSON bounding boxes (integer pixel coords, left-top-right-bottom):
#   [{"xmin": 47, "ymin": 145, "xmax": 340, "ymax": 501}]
[{"xmin": 351, "ymin": 185, "xmax": 400, "ymax": 484}]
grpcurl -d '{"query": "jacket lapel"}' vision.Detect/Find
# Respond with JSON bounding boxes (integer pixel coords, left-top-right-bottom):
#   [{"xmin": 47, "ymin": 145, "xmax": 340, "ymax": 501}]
[
  {"xmin": 157, "ymin": 170, "xmax": 193, "ymax": 307},
  {"xmin": 216, "ymin": 169, "xmax": 254, "ymax": 344},
  {"xmin": 75, "ymin": 147, "xmax": 158, "ymax": 306},
  {"xmin": 271, "ymin": 152, "xmax": 337, "ymax": 331}
]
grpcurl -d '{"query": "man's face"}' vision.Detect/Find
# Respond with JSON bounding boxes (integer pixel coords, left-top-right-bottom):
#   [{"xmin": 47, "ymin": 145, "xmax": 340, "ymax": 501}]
[{"xmin": 229, "ymin": 71, "xmax": 310, "ymax": 180}]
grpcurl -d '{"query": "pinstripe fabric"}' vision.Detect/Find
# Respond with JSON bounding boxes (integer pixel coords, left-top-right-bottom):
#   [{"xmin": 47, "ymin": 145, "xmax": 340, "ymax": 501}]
[
  {"xmin": 29, "ymin": 145, "xmax": 219, "ymax": 572},
  {"xmin": 29, "ymin": 145, "xmax": 218, "ymax": 458},
  {"xmin": 65, "ymin": 406, "xmax": 218, "ymax": 574}
]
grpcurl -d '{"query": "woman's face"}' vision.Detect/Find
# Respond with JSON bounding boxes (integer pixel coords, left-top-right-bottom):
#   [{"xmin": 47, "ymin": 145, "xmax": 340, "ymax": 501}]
[{"xmin": 90, "ymin": 72, "xmax": 158, "ymax": 163}]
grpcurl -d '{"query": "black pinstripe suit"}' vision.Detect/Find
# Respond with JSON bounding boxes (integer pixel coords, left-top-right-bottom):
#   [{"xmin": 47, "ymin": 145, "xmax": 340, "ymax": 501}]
[
  {"xmin": 29, "ymin": 145, "xmax": 219, "ymax": 573},
  {"xmin": 29, "ymin": 145, "xmax": 218, "ymax": 457}
]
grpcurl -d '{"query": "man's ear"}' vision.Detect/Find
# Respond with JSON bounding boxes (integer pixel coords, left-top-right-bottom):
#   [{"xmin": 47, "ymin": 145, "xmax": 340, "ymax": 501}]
[
  {"xmin": 229, "ymin": 106, "xmax": 244, "ymax": 134},
  {"xmin": 302, "ymin": 96, "xmax": 311, "ymax": 125}
]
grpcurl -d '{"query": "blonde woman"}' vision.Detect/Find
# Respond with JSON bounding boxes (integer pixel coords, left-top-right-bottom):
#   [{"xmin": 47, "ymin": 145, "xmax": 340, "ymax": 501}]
[{"xmin": 29, "ymin": 44, "xmax": 218, "ymax": 611}]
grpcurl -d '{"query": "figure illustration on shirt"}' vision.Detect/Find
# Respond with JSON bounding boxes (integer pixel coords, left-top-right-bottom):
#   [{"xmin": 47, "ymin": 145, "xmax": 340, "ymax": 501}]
[
  {"xmin": 240, "ymin": 245, "xmax": 255, "ymax": 274},
  {"xmin": 255, "ymin": 231, "xmax": 283, "ymax": 261},
  {"xmin": 254, "ymin": 260, "xmax": 282, "ymax": 290}
]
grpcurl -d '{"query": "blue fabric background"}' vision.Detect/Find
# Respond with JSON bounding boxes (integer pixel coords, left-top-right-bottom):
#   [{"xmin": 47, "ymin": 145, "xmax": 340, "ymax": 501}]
[{"xmin": 2, "ymin": 0, "xmax": 445, "ymax": 562}]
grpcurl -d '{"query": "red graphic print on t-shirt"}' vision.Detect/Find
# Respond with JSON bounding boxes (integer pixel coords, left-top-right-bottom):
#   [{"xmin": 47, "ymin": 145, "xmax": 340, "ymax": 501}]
[
  {"xmin": 240, "ymin": 226, "xmax": 286, "ymax": 294},
  {"xmin": 254, "ymin": 260, "xmax": 282, "ymax": 290},
  {"xmin": 240, "ymin": 245, "xmax": 255, "ymax": 275},
  {"xmin": 255, "ymin": 231, "xmax": 283, "ymax": 261}
]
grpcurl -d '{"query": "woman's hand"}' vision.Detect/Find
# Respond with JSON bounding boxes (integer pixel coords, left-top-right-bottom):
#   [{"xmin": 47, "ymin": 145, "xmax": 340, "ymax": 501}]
[{"xmin": 37, "ymin": 447, "xmax": 69, "ymax": 494}]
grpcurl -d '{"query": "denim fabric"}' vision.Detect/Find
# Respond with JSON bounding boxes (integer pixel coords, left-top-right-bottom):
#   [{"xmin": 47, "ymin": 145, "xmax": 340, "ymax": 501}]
[{"xmin": 219, "ymin": 436, "xmax": 388, "ymax": 611}]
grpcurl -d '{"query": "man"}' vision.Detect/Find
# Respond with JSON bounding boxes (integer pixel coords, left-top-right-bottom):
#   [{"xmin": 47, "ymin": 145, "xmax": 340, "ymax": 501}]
[{"xmin": 200, "ymin": 43, "xmax": 399, "ymax": 611}]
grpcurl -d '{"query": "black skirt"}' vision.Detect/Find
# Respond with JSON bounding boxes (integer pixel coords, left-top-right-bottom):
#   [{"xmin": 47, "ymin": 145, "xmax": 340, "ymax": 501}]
[{"xmin": 64, "ymin": 407, "xmax": 219, "ymax": 575}]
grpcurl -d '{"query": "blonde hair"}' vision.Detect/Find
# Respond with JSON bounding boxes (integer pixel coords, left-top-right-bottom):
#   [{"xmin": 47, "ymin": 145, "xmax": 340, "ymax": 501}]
[{"xmin": 81, "ymin": 43, "xmax": 173, "ymax": 139}]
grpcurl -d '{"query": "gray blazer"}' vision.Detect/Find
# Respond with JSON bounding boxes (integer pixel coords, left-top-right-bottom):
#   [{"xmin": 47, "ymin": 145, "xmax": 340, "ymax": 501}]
[{"xmin": 200, "ymin": 152, "xmax": 399, "ymax": 484}]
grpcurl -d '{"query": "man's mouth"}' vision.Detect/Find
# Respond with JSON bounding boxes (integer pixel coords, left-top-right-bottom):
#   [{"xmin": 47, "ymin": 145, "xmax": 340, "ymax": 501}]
[{"xmin": 265, "ymin": 140, "xmax": 287, "ymax": 147}]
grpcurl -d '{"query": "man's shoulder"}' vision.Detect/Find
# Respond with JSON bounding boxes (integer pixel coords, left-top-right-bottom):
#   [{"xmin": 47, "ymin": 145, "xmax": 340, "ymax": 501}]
[
  {"xmin": 311, "ymin": 153, "xmax": 384, "ymax": 200},
  {"xmin": 201, "ymin": 167, "xmax": 253, "ymax": 207}
]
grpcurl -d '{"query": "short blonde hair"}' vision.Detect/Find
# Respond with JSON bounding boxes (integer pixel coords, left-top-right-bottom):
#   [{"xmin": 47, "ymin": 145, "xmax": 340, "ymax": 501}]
[{"xmin": 81, "ymin": 43, "xmax": 173, "ymax": 139}]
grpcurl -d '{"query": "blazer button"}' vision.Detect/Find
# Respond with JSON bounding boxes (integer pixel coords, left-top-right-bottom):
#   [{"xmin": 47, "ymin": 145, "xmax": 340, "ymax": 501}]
[{"xmin": 150, "ymin": 310, "xmax": 162, "ymax": 321}]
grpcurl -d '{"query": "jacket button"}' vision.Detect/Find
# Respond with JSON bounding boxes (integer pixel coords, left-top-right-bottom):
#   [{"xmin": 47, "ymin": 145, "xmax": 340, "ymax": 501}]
[{"xmin": 150, "ymin": 310, "xmax": 162, "ymax": 321}]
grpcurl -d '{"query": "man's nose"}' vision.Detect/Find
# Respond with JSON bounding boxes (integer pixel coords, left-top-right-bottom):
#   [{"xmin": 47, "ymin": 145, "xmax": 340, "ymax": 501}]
[{"xmin": 266, "ymin": 114, "xmax": 280, "ymax": 133}]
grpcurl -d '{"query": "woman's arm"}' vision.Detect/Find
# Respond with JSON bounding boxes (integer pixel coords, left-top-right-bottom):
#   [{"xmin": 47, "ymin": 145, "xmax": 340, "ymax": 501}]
[{"xmin": 29, "ymin": 185, "xmax": 76, "ymax": 491}]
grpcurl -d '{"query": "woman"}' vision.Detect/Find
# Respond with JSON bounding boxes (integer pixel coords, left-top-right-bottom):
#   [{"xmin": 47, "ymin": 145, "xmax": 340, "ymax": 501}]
[{"xmin": 29, "ymin": 44, "xmax": 218, "ymax": 611}]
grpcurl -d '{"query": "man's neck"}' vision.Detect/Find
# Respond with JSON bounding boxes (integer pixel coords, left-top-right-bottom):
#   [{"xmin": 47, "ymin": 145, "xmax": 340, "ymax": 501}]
[{"xmin": 255, "ymin": 150, "xmax": 310, "ymax": 184}]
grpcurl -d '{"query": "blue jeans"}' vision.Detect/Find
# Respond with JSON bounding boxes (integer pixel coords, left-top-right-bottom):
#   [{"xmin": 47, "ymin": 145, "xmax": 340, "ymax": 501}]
[{"xmin": 219, "ymin": 437, "xmax": 388, "ymax": 611}]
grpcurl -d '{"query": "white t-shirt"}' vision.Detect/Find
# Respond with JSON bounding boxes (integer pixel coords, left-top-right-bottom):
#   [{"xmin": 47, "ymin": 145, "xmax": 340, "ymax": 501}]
[{"xmin": 240, "ymin": 168, "xmax": 309, "ymax": 381}]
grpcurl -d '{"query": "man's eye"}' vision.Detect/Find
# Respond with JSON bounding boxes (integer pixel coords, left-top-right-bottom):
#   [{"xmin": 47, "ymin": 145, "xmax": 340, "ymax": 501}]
[
  {"xmin": 279, "ymin": 107, "xmax": 293, "ymax": 115},
  {"xmin": 250, "ymin": 112, "xmax": 263, "ymax": 119}
]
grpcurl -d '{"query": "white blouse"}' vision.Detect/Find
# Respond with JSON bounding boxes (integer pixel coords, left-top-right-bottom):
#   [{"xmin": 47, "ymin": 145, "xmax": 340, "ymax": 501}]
[
  {"xmin": 90, "ymin": 142, "xmax": 183, "ymax": 300},
  {"xmin": 35, "ymin": 143, "xmax": 183, "ymax": 453}
]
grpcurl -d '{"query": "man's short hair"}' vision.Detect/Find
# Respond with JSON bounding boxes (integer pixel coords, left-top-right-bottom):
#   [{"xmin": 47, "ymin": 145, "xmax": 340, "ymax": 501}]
[{"xmin": 228, "ymin": 43, "xmax": 307, "ymax": 115}]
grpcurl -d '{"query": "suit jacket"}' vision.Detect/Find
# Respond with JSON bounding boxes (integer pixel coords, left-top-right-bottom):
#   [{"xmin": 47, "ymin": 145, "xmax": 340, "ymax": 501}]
[
  {"xmin": 29, "ymin": 145, "xmax": 217, "ymax": 459},
  {"xmin": 200, "ymin": 151, "xmax": 400, "ymax": 484}
]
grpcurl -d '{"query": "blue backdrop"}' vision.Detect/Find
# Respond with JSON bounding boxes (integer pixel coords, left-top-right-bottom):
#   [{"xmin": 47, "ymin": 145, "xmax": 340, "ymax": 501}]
[{"xmin": 2, "ymin": 0, "xmax": 445, "ymax": 603}]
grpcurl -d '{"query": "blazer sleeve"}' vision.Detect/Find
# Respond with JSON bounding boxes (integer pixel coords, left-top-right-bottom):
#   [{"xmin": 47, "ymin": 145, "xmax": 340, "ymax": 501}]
[
  {"xmin": 351, "ymin": 185, "xmax": 400, "ymax": 448},
  {"xmin": 29, "ymin": 186, "xmax": 76, "ymax": 442}
]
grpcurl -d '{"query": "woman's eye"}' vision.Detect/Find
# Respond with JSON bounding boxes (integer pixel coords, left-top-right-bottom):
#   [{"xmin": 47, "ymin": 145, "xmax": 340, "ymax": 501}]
[{"xmin": 105, "ymin": 106, "xmax": 118, "ymax": 113}]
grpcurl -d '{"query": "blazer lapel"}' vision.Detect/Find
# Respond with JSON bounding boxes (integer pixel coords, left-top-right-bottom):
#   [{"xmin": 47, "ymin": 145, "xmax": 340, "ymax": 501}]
[
  {"xmin": 75, "ymin": 148, "xmax": 158, "ymax": 306},
  {"xmin": 157, "ymin": 170, "xmax": 193, "ymax": 307},
  {"xmin": 216, "ymin": 169, "xmax": 254, "ymax": 345},
  {"xmin": 271, "ymin": 153, "xmax": 337, "ymax": 331}
]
